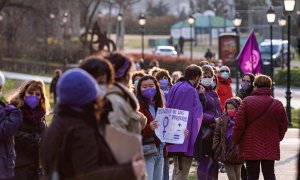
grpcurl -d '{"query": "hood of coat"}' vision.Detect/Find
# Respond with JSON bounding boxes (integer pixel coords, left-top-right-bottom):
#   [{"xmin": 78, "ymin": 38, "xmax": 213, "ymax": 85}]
[{"xmin": 106, "ymin": 82, "xmax": 139, "ymax": 111}]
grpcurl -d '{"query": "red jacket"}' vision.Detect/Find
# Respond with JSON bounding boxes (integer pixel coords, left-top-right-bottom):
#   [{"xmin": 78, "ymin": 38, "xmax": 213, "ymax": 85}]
[
  {"xmin": 217, "ymin": 75, "xmax": 233, "ymax": 111},
  {"xmin": 232, "ymin": 88, "xmax": 288, "ymax": 160}
]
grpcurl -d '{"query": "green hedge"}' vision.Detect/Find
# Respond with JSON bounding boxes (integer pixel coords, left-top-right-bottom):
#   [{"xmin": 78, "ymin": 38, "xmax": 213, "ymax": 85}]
[{"xmin": 274, "ymin": 68, "xmax": 300, "ymax": 87}]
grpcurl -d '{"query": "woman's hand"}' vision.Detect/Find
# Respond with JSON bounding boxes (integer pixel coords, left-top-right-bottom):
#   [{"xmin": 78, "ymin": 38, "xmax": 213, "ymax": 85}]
[
  {"xmin": 184, "ymin": 129, "xmax": 189, "ymax": 138},
  {"xmin": 150, "ymin": 120, "xmax": 159, "ymax": 130},
  {"xmin": 199, "ymin": 85, "xmax": 206, "ymax": 94},
  {"xmin": 131, "ymin": 154, "xmax": 145, "ymax": 180}
]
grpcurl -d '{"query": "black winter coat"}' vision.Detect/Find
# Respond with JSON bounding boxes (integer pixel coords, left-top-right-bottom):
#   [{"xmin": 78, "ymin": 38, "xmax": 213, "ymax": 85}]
[{"xmin": 41, "ymin": 105, "xmax": 135, "ymax": 180}]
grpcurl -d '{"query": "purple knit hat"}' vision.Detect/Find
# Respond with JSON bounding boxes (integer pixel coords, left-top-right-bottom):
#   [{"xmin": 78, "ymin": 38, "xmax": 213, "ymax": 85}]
[{"xmin": 57, "ymin": 68, "xmax": 101, "ymax": 106}]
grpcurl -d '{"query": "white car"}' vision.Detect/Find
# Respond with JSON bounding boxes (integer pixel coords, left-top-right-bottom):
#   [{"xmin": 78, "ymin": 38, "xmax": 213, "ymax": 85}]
[{"xmin": 153, "ymin": 46, "xmax": 177, "ymax": 57}]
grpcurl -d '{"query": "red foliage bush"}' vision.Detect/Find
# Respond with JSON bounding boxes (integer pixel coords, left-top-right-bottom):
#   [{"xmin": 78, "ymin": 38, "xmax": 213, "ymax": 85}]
[{"xmin": 125, "ymin": 52, "xmax": 206, "ymax": 73}]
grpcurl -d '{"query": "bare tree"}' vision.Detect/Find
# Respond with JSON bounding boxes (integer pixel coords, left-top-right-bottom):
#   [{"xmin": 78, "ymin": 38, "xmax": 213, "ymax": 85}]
[{"xmin": 103, "ymin": 0, "xmax": 141, "ymax": 50}]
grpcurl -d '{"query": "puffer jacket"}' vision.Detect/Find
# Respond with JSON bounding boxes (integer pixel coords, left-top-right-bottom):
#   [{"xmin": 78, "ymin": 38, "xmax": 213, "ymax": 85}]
[
  {"xmin": 0, "ymin": 101, "xmax": 22, "ymax": 179},
  {"xmin": 233, "ymin": 88, "xmax": 288, "ymax": 160}
]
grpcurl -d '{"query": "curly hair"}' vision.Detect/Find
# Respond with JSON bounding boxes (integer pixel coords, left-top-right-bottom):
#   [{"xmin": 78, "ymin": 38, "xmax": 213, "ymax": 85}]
[{"xmin": 10, "ymin": 79, "xmax": 49, "ymax": 113}]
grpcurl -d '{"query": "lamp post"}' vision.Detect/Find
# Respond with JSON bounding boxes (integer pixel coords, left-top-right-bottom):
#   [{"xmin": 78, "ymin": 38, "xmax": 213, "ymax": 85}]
[
  {"xmin": 284, "ymin": 0, "xmax": 295, "ymax": 127},
  {"xmin": 187, "ymin": 14, "xmax": 195, "ymax": 61},
  {"xmin": 62, "ymin": 12, "xmax": 69, "ymax": 67},
  {"xmin": 278, "ymin": 15, "xmax": 287, "ymax": 69},
  {"xmin": 233, "ymin": 13, "xmax": 242, "ymax": 94},
  {"xmin": 266, "ymin": 6, "xmax": 276, "ymax": 97},
  {"xmin": 117, "ymin": 13, "xmax": 123, "ymax": 51},
  {"xmin": 138, "ymin": 13, "xmax": 146, "ymax": 59}
]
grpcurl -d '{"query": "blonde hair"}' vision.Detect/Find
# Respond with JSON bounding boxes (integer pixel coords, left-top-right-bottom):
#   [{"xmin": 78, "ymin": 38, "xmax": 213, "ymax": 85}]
[{"xmin": 10, "ymin": 79, "xmax": 49, "ymax": 113}]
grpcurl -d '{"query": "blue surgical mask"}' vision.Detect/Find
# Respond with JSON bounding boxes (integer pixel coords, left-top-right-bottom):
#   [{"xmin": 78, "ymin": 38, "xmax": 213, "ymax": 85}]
[
  {"xmin": 221, "ymin": 72, "xmax": 229, "ymax": 80},
  {"xmin": 142, "ymin": 88, "xmax": 157, "ymax": 101},
  {"xmin": 134, "ymin": 80, "xmax": 139, "ymax": 90},
  {"xmin": 159, "ymin": 79, "xmax": 169, "ymax": 90},
  {"xmin": 24, "ymin": 95, "xmax": 40, "ymax": 109}
]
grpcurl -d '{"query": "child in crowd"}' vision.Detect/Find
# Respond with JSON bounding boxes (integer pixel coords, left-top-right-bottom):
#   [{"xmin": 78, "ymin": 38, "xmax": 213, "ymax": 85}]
[
  {"xmin": 213, "ymin": 97, "xmax": 243, "ymax": 180},
  {"xmin": 155, "ymin": 69, "xmax": 173, "ymax": 103}
]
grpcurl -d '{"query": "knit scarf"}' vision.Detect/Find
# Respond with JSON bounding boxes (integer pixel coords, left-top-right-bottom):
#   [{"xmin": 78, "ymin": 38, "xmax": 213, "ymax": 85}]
[
  {"xmin": 21, "ymin": 105, "xmax": 46, "ymax": 124},
  {"xmin": 226, "ymin": 116, "xmax": 235, "ymax": 139}
]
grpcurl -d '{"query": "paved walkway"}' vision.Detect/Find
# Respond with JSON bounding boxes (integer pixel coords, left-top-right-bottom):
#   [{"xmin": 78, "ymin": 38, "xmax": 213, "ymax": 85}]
[{"xmin": 169, "ymin": 129, "xmax": 299, "ymax": 180}]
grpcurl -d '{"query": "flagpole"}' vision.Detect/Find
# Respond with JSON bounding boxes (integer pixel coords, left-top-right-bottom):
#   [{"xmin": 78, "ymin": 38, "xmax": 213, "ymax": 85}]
[{"xmin": 251, "ymin": 31, "xmax": 254, "ymax": 74}]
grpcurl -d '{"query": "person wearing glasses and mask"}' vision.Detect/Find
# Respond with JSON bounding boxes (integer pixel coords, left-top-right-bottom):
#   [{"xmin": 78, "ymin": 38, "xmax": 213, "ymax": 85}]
[
  {"xmin": 195, "ymin": 65, "xmax": 222, "ymax": 180},
  {"xmin": 217, "ymin": 66, "xmax": 233, "ymax": 111}
]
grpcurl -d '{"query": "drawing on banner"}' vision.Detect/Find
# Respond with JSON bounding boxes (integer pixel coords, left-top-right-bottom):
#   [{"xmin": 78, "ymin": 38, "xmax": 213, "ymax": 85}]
[
  {"xmin": 155, "ymin": 108, "xmax": 189, "ymax": 144},
  {"xmin": 163, "ymin": 116, "xmax": 169, "ymax": 137}
]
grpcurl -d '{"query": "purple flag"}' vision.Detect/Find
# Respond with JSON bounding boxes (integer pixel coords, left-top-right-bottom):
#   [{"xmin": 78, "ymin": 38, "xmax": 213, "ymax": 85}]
[{"xmin": 237, "ymin": 30, "xmax": 262, "ymax": 74}]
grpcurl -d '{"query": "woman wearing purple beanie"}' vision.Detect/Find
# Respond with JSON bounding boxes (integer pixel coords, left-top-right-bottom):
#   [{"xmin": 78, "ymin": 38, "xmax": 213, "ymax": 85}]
[{"xmin": 41, "ymin": 68, "xmax": 145, "ymax": 180}]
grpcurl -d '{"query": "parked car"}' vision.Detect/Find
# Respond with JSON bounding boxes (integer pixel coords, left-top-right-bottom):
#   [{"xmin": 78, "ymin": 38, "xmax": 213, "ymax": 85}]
[
  {"xmin": 153, "ymin": 46, "xmax": 177, "ymax": 57},
  {"xmin": 260, "ymin": 39, "xmax": 288, "ymax": 67}
]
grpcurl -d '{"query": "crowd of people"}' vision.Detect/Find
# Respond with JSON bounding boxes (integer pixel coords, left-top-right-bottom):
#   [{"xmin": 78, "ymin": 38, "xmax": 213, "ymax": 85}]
[{"xmin": 0, "ymin": 51, "xmax": 288, "ymax": 180}]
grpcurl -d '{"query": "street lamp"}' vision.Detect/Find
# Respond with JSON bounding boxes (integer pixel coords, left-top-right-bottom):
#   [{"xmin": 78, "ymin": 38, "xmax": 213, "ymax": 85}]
[
  {"xmin": 284, "ymin": 0, "xmax": 295, "ymax": 127},
  {"xmin": 49, "ymin": 13, "xmax": 55, "ymax": 19},
  {"xmin": 62, "ymin": 11, "xmax": 69, "ymax": 67},
  {"xmin": 233, "ymin": 13, "xmax": 242, "ymax": 94},
  {"xmin": 138, "ymin": 13, "xmax": 146, "ymax": 59},
  {"xmin": 266, "ymin": 6, "xmax": 276, "ymax": 97},
  {"xmin": 187, "ymin": 14, "xmax": 195, "ymax": 61},
  {"xmin": 117, "ymin": 13, "xmax": 123, "ymax": 50},
  {"xmin": 278, "ymin": 15, "xmax": 287, "ymax": 69}
]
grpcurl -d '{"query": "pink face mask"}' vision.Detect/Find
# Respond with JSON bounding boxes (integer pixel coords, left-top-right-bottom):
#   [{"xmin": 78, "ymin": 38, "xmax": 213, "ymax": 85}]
[{"xmin": 227, "ymin": 109, "xmax": 236, "ymax": 118}]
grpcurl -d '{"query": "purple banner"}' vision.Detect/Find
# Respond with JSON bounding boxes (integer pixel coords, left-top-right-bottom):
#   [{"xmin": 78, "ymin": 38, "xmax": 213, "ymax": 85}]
[{"xmin": 237, "ymin": 30, "xmax": 262, "ymax": 74}]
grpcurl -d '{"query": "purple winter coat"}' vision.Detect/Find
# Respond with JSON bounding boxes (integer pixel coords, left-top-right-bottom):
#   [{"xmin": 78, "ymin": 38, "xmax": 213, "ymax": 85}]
[
  {"xmin": 166, "ymin": 81, "xmax": 203, "ymax": 156},
  {"xmin": 194, "ymin": 87, "xmax": 222, "ymax": 159},
  {"xmin": 202, "ymin": 87, "xmax": 222, "ymax": 125},
  {"xmin": 0, "ymin": 101, "xmax": 22, "ymax": 179}
]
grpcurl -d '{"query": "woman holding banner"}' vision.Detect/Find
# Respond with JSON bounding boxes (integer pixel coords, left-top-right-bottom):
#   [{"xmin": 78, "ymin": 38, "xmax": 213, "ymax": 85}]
[{"xmin": 136, "ymin": 75, "xmax": 165, "ymax": 180}]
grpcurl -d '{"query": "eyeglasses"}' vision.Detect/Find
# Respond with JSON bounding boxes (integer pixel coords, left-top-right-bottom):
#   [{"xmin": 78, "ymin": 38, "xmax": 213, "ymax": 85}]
[{"xmin": 220, "ymin": 70, "xmax": 229, "ymax": 73}]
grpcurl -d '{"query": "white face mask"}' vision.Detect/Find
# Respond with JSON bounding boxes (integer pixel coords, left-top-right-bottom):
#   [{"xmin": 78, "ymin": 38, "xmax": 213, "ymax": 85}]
[
  {"xmin": 211, "ymin": 81, "xmax": 216, "ymax": 89},
  {"xmin": 201, "ymin": 78, "xmax": 213, "ymax": 87},
  {"xmin": 98, "ymin": 85, "xmax": 107, "ymax": 98}
]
